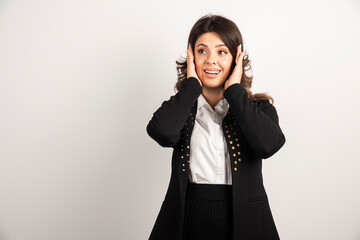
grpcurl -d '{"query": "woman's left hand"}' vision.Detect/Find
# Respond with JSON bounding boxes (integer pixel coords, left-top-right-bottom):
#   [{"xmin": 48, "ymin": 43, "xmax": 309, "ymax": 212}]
[{"xmin": 224, "ymin": 44, "xmax": 246, "ymax": 91}]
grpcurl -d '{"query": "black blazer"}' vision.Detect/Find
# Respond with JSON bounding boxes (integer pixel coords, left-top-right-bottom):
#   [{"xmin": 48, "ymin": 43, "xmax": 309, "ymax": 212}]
[{"xmin": 146, "ymin": 77, "xmax": 286, "ymax": 240}]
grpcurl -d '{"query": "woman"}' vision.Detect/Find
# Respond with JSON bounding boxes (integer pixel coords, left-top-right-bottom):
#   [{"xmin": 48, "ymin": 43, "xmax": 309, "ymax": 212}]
[{"xmin": 146, "ymin": 14, "xmax": 286, "ymax": 240}]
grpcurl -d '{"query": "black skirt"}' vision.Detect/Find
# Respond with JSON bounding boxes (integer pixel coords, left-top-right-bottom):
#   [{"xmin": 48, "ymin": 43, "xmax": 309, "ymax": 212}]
[{"xmin": 182, "ymin": 181, "xmax": 233, "ymax": 240}]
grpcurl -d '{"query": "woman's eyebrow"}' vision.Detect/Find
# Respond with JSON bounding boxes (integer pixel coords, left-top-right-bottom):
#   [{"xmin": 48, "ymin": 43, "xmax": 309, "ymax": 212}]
[{"xmin": 196, "ymin": 43, "xmax": 226, "ymax": 48}]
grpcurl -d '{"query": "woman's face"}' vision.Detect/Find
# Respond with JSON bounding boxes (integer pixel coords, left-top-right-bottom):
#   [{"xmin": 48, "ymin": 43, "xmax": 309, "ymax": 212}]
[{"xmin": 194, "ymin": 32, "xmax": 233, "ymax": 89}]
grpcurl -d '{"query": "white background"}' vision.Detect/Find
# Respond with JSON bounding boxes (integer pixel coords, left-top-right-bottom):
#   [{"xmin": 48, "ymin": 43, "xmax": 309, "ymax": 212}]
[{"xmin": 1, "ymin": 0, "xmax": 360, "ymax": 239}]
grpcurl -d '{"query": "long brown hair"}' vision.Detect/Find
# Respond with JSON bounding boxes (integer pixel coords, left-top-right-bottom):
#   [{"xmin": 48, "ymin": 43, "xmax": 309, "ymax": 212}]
[{"xmin": 175, "ymin": 14, "xmax": 274, "ymax": 104}]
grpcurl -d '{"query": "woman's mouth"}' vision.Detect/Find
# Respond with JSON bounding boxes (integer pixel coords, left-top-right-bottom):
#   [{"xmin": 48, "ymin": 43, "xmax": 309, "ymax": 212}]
[{"xmin": 204, "ymin": 69, "xmax": 221, "ymax": 79}]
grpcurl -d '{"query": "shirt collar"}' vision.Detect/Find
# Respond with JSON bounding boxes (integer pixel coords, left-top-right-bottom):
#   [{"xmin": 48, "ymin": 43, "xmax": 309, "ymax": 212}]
[{"xmin": 196, "ymin": 93, "xmax": 229, "ymax": 113}]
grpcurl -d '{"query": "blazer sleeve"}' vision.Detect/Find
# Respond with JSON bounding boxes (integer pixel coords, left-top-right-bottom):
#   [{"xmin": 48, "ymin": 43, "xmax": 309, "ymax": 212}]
[
  {"xmin": 146, "ymin": 77, "xmax": 202, "ymax": 148},
  {"xmin": 223, "ymin": 83, "xmax": 286, "ymax": 159}
]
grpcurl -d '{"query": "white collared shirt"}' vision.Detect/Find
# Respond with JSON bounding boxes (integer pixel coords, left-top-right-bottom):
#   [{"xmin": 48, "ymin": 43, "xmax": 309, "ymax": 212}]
[{"xmin": 188, "ymin": 93, "xmax": 232, "ymax": 185}]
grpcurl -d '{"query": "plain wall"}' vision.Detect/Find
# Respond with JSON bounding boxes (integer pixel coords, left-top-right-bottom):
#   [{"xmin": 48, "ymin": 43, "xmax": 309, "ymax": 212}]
[{"xmin": 1, "ymin": 0, "xmax": 360, "ymax": 239}]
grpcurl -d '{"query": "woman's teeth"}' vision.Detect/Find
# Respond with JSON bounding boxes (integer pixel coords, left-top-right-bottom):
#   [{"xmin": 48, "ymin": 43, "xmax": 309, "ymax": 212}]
[
  {"xmin": 204, "ymin": 70, "xmax": 221, "ymax": 78},
  {"xmin": 204, "ymin": 70, "xmax": 220, "ymax": 74}
]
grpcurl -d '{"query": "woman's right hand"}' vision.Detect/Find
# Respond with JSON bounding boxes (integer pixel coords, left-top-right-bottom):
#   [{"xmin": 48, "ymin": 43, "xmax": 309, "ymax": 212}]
[{"xmin": 187, "ymin": 44, "xmax": 202, "ymax": 87}]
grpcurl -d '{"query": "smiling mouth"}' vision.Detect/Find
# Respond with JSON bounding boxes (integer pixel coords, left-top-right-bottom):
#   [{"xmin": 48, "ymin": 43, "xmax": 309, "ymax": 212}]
[
  {"xmin": 204, "ymin": 70, "xmax": 221, "ymax": 75},
  {"xmin": 203, "ymin": 69, "xmax": 221, "ymax": 79}
]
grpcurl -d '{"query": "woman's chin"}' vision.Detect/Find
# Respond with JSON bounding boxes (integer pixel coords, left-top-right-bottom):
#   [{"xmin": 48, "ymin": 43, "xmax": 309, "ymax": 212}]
[{"xmin": 201, "ymin": 78, "xmax": 226, "ymax": 89}]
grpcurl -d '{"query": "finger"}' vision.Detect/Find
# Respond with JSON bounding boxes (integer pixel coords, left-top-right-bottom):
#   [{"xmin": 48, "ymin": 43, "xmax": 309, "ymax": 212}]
[
  {"xmin": 233, "ymin": 63, "xmax": 242, "ymax": 75},
  {"xmin": 237, "ymin": 47, "xmax": 246, "ymax": 66},
  {"xmin": 237, "ymin": 50, "xmax": 243, "ymax": 63},
  {"xmin": 189, "ymin": 45, "xmax": 194, "ymax": 60},
  {"xmin": 187, "ymin": 46, "xmax": 192, "ymax": 62},
  {"xmin": 240, "ymin": 50, "xmax": 246, "ymax": 62},
  {"xmin": 235, "ymin": 45, "xmax": 242, "ymax": 65}
]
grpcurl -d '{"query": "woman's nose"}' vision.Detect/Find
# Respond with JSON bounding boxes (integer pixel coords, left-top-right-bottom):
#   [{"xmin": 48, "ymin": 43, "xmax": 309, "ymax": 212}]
[
  {"xmin": 206, "ymin": 56, "xmax": 216, "ymax": 65},
  {"xmin": 206, "ymin": 51, "xmax": 217, "ymax": 65}
]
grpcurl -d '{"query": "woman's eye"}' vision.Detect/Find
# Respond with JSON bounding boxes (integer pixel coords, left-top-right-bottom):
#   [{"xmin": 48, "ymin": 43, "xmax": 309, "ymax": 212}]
[{"xmin": 197, "ymin": 49, "xmax": 227, "ymax": 54}]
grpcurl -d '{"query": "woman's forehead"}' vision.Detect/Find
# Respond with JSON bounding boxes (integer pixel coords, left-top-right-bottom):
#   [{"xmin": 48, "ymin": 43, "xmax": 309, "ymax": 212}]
[{"xmin": 195, "ymin": 32, "xmax": 227, "ymax": 48}]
